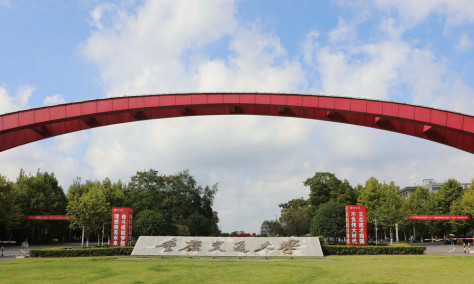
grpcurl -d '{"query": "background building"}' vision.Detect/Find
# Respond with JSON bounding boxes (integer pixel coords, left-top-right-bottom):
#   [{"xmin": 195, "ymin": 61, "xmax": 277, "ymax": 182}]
[{"xmin": 399, "ymin": 179, "xmax": 470, "ymax": 199}]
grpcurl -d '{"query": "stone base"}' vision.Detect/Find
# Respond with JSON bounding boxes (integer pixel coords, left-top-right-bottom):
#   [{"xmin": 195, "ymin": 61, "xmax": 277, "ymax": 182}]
[{"xmin": 132, "ymin": 236, "xmax": 323, "ymax": 257}]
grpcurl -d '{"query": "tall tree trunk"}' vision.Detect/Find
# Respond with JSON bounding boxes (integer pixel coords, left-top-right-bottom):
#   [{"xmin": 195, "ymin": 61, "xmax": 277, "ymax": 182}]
[{"xmin": 389, "ymin": 227, "xmax": 393, "ymax": 244}]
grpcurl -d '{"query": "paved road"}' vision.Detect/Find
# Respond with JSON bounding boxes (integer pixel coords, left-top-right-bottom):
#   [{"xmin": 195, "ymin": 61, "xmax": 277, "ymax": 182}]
[
  {"xmin": 419, "ymin": 243, "xmax": 474, "ymax": 256},
  {"xmin": 2, "ymin": 242, "xmax": 473, "ymax": 262},
  {"xmin": 0, "ymin": 243, "xmax": 84, "ymax": 261}
]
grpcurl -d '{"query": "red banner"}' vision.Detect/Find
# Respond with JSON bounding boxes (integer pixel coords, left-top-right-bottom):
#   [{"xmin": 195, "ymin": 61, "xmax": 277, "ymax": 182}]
[
  {"xmin": 409, "ymin": 215, "xmax": 471, "ymax": 220},
  {"xmin": 25, "ymin": 215, "xmax": 69, "ymax": 220},
  {"xmin": 111, "ymin": 207, "xmax": 133, "ymax": 247},
  {"xmin": 345, "ymin": 205, "xmax": 367, "ymax": 246}
]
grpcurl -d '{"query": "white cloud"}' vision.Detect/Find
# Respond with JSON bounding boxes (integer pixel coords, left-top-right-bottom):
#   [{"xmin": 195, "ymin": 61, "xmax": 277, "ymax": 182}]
[
  {"xmin": 457, "ymin": 33, "xmax": 474, "ymax": 51},
  {"xmin": 0, "ymin": 85, "xmax": 88, "ymax": 191},
  {"xmin": 302, "ymin": 30, "xmax": 320, "ymax": 65},
  {"xmin": 82, "ymin": 0, "xmax": 238, "ymax": 96},
  {"xmin": 43, "ymin": 94, "xmax": 66, "ymax": 106},
  {"xmin": 316, "ymin": 40, "xmax": 410, "ymax": 100},
  {"xmin": 0, "ymin": 84, "xmax": 35, "ymax": 114},
  {"xmin": 373, "ymin": 0, "xmax": 474, "ymax": 27},
  {"xmin": 301, "ymin": 17, "xmax": 474, "ymax": 218},
  {"xmin": 0, "ymin": 141, "xmax": 92, "ymax": 191},
  {"xmin": 308, "ymin": 21, "xmax": 474, "ymax": 114},
  {"xmin": 75, "ymin": 0, "xmax": 474, "ymax": 233},
  {"xmin": 52, "ymin": 131, "xmax": 88, "ymax": 154},
  {"xmin": 196, "ymin": 25, "xmax": 304, "ymax": 92},
  {"xmin": 397, "ymin": 48, "xmax": 474, "ymax": 113},
  {"xmin": 78, "ymin": 115, "xmax": 320, "ymax": 233},
  {"xmin": 296, "ymin": 4, "xmax": 474, "ymax": 233},
  {"xmin": 0, "ymin": 86, "xmax": 17, "ymax": 114},
  {"xmin": 336, "ymin": 0, "xmax": 474, "ymax": 35},
  {"xmin": 0, "ymin": 0, "xmax": 10, "ymax": 8},
  {"xmin": 78, "ymin": 0, "xmax": 309, "ymax": 233},
  {"xmin": 329, "ymin": 17, "xmax": 361, "ymax": 45},
  {"xmin": 15, "ymin": 85, "xmax": 35, "ymax": 107}
]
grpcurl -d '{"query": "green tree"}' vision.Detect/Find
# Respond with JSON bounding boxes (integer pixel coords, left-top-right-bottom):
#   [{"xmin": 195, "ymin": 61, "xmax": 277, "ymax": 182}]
[
  {"xmin": 260, "ymin": 219, "xmax": 284, "ymax": 237},
  {"xmin": 424, "ymin": 191, "xmax": 442, "ymax": 239},
  {"xmin": 309, "ymin": 201, "xmax": 346, "ymax": 244},
  {"xmin": 456, "ymin": 179, "xmax": 474, "ymax": 235},
  {"xmin": 16, "ymin": 170, "xmax": 68, "ymax": 242},
  {"xmin": 425, "ymin": 179, "xmax": 465, "ymax": 237},
  {"xmin": 186, "ymin": 212, "xmax": 211, "ymax": 236},
  {"xmin": 133, "ymin": 210, "xmax": 167, "ymax": 238},
  {"xmin": 400, "ymin": 187, "xmax": 429, "ymax": 241},
  {"xmin": 436, "ymin": 179, "xmax": 464, "ymax": 214},
  {"xmin": 101, "ymin": 178, "xmax": 128, "ymax": 208},
  {"xmin": 67, "ymin": 181, "xmax": 110, "ymax": 245},
  {"xmin": 461, "ymin": 180, "xmax": 474, "ymax": 218},
  {"xmin": 0, "ymin": 175, "xmax": 23, "ymax": 240},
  {"xmin": 374, "ymin": 182, "xmax": 403, "ymax": 243},
  {"xmin": 260, "ymin": 220, "xmax": 275, "ymax": 236},
  {"xmin": 279, "ymin": 198, "xmax": 311, "ymax": 236},
  {"xmin": 125, "ymin": 169, "xmax": 220, "ymax": 236},
  {"xmin": 305, "ymin": 173, "xmax": 357, "ymax": 210},
  {"xmin": 357, "ymin": 177, "xmax": 382, "ymax": 226},
  {"xmin": 358, "ymin": 178, "xmax": 404, "ymax": 242},
  {"xmin": 450, "ymin": 197, "xmax": 471, "ymax": 235}
]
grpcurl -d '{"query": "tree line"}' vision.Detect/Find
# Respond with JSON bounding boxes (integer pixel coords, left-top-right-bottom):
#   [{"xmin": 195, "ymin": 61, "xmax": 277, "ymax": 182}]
[
  {"xmin": 3, "ymin": 169, "xmax": 473, "ymax": 244},
  {"xmin": 0, "ymin": 169, "xmax": 220, "ymax": 243},
  {"xmin": 260, "ymin": 172, "xmax": 474, "ymax": 243}
]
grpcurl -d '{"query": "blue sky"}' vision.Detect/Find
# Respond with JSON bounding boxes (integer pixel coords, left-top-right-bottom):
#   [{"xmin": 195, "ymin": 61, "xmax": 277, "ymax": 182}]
[{"xmin": 1, "ymin": 0, "xmax": 473, "ymax": 233}]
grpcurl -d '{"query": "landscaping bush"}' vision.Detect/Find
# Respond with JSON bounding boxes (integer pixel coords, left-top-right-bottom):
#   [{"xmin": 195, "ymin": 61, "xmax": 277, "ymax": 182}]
[
  {"xmin": 387, "ymin": 243, "xmax": 411, "ymax": 247},
  {"xmin": 30, "ymin": 247, "xmax": 134, "ymax": 258},
  {"xmin": 322, "ymin": 245, "xmax": 425, "ymax": 255},
  {"xmin": 30, "ymin": 245, "xmax": 425, "ymax": 257},
  {"xmin": 317, "ymin": 236, "xmax": 326, "ymax": 245}
]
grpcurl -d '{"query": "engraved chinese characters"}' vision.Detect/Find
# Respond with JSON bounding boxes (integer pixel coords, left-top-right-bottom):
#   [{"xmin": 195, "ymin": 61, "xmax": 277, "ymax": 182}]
[
  {"xmin": 345, "ymin": 205, "xmax": 367, "ymax": 246},
  {"xmin": 111, "ymin": 207, "xmax": 133, "ymax": 247},
  {"xmin": 136, "ymin": 237, "xmax": 323, "ymax": 256},
  {"xmin": 178, "ymin": 240, "xmax": 202, "ymax": 252},
  {"xmin": 254, "ymin": 241, "xmax": 273, "ymax": 252},
  {"xmin": 209, "ymin": 241, "xmax": 225, "ymax": 252},
  {"xmin": 233, "ymin": 241, "xmax": 249, "ymax": 253},
  {"xmin": 279, "ymin": 239, "xmax": 300, "ymax": 254},
  {"xmin": 156, "ymin": 238, "xmax": 177, "ymax": 252}
]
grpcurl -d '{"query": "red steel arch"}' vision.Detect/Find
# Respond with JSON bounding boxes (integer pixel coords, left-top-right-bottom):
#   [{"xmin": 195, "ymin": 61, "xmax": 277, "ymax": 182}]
[{"xmin": 0, "ymin": 93, "xmax": 473, "ymax": 153}]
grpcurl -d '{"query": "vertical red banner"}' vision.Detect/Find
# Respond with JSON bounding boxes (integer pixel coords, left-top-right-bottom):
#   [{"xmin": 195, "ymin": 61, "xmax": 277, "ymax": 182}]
[
  {"xmin": 345, "ymin": 205, "xmax": 367, "ymax": 246},
  {"xmin": 111, "ymin": 207, "xmax": 133, "ymax": 247}
]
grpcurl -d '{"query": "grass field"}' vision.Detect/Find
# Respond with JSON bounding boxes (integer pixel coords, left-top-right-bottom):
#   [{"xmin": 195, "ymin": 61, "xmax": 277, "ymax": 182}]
[{"xmin": 1, "ymin": 255, "xmax": 473, "ymax": 283}]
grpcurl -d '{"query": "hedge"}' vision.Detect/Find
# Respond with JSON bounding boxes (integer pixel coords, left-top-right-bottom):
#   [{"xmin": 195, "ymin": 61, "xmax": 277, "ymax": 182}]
[
  {"xmin": 30, "ymin": 245, "xmax": 425, "ymax": 257},
  {"xmin": 321, "ymin": 245, "xmax": 426, "ymax": 255},
  {"xmin": 30, "ymin": 247, "xmax": 134, "ymax": 258}
]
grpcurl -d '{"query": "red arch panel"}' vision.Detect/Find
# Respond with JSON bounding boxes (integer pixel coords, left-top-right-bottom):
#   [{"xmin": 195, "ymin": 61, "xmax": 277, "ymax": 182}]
[{"xmin": 0, "ymin": 93, "xmax": 473, "ymax": 153}]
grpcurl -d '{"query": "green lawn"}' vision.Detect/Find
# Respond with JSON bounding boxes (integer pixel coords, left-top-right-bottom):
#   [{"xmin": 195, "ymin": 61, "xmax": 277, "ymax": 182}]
[{"xmin": 1, "ymin": 255, "xmax": 473, "ymax": 283}]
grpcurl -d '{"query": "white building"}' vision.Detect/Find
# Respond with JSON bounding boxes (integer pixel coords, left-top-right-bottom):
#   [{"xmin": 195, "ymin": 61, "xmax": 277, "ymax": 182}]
[{"xmin": 399, "ymin": 179, "xmax": 471, "ymax": 199}]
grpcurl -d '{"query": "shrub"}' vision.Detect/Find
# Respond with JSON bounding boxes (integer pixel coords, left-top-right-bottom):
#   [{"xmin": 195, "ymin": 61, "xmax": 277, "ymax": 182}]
[
  {"xmin": 30, "ymin": 247, "xmax": 133, "ymax": 258},
  {"xmin": 388, "ymin": 243, "xmax": 411, "ymax": 247},
  {"xmin": 317, "ymin": 236, "xmax": 326, "ymax": 245},
  {"xmin": 321, "ymin": 245, "xmax": 425, "ymax": 255}
]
